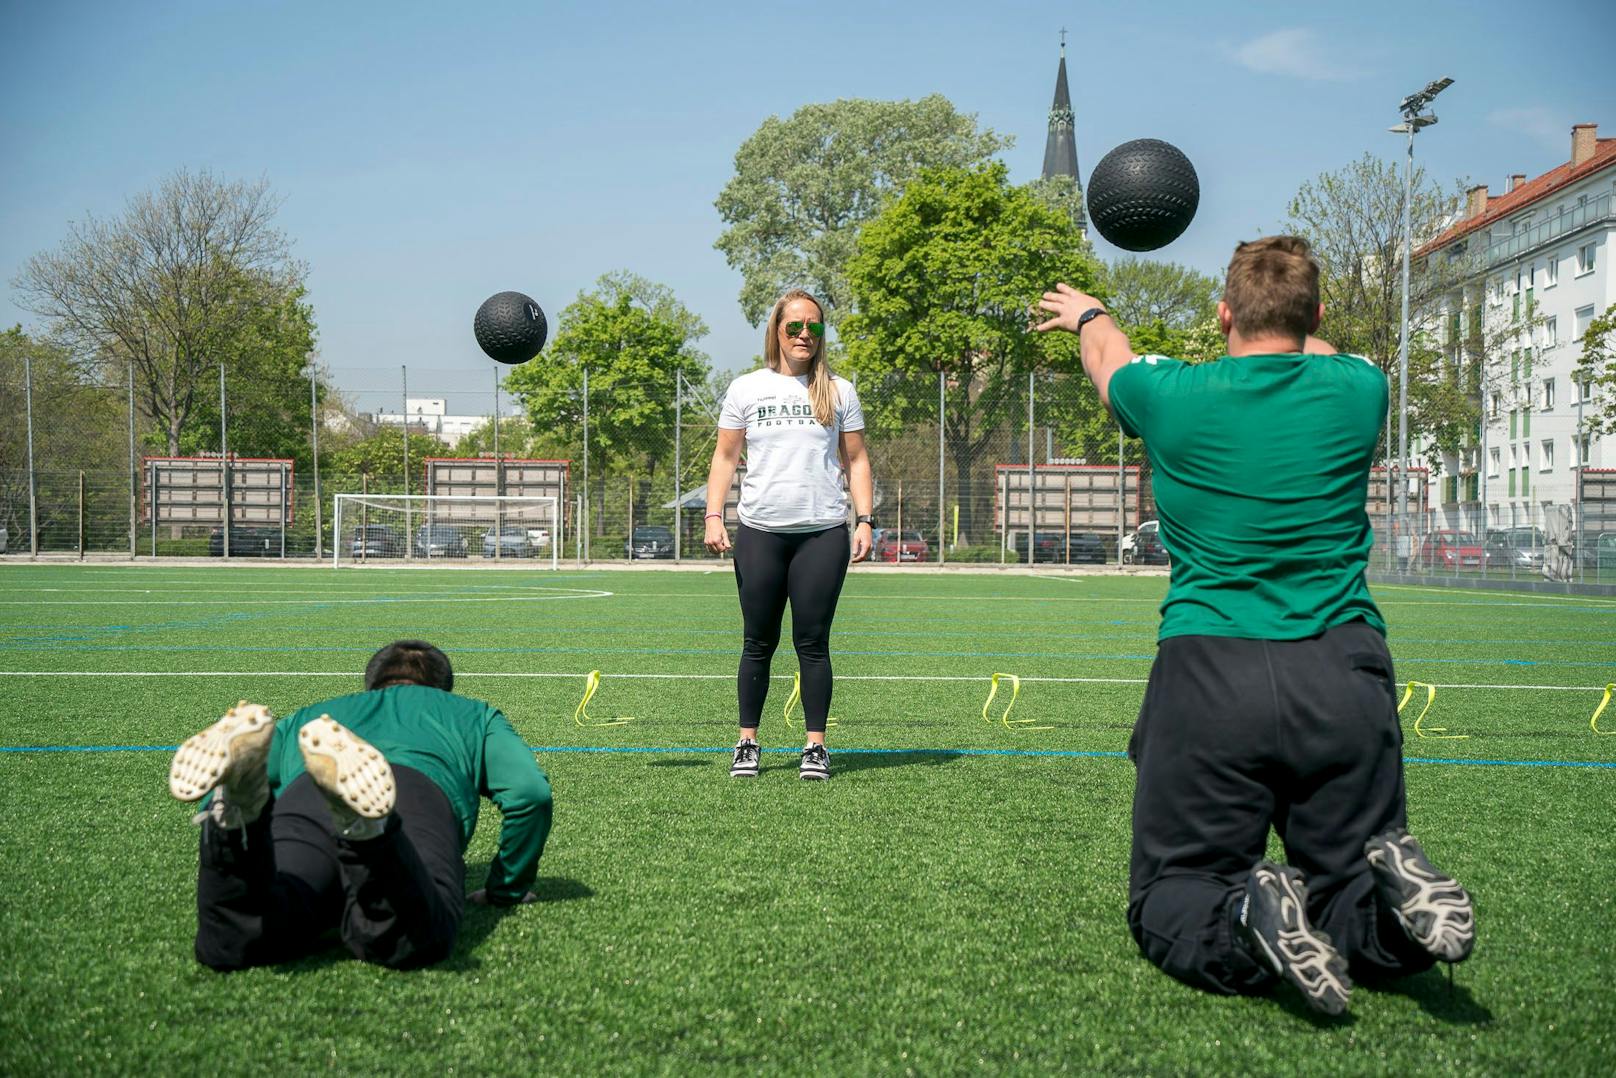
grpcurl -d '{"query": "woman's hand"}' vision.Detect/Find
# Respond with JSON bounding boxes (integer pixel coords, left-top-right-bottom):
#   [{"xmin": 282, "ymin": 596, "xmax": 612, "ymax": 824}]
[
  {"xmin": 851, "ymin": 522, "xmax": 872, "ymax": 563},
  {"xmin": 704, "ymin": 516, "xmax": 731, "ymax": 555}
]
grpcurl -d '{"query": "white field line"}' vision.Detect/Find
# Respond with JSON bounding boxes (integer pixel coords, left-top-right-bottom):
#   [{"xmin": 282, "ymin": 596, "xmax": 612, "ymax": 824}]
[
  {"xmin": 0, "ymin": 589, "xmax": 614, "ymax": 606},
  {"xmin": 0, "ymin": 670, "xmax": 1607, "ymax": 692}
]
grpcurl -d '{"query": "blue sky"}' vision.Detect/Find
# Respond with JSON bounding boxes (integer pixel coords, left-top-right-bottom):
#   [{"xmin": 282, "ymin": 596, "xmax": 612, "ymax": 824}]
[{"xmin": 4, "ymin": 0, "xmax": 1614, "ymax": 415}]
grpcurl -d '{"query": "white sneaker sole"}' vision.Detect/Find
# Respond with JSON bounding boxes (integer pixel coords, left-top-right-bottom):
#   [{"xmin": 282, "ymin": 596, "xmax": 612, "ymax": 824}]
[
  {"xmin": 169, "ymin": 701, "xmax": 276, "ymax": 802},
  {"xmin": 298, "ymin": 716, "xmax": 395, "ymax": 819}
]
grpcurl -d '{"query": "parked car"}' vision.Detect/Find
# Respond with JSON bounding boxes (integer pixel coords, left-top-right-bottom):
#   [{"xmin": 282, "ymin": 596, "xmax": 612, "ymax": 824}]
[
  {"xmin": 209, "ymin": 524, "xmax": 282, "ymax": 557},
  {"xmin": 874, "ymin": 529, "xmax": 930, "ymax": 563},
  {"xmin": 624, "ymin": 525, "xmax": 674, "ymax": 559},
  {"xmin": 414, "ymin": 523, "xmax": 468, "ymax": 558},
  {"xmin": 350, "ymin": 524, "xmax": 404, "ymax": 558},
  {"xmin": 524, "ymin": 526, "xmax": 552, "ymax": 550},
  {"xmin": 1417, "ymin": 530, "xmax": 1486, "ymax": 571},
  {"xmin": 1121, "ymin": 520, "xmax": 1168, "ymax": 565},
  {"xmin": 482, "ymin": 525, "xmax": 536, "ymax": 558},
  {"xmin": 1011, "ymin": 531, "xmax": 1109, "ymax": 564},
  {"xmin": 0, "ymin": 525, "xmax": 9, "ymax": 553},
  {"xmin": 1484, "ymin": 527, "xmax": 1545, "ymax": 572}
]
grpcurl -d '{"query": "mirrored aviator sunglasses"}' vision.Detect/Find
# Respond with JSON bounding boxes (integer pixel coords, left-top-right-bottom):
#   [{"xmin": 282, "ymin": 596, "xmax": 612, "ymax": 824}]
[{"xmin": 784, "ymin": 320, "xmax": 825, "ymax": 338}]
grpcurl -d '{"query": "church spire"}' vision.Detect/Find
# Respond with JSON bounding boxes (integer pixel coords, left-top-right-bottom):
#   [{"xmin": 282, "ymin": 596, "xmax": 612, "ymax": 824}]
[{"xmin": 1041, "ymin": 33, "xmax": 1085, "ymax": 231}]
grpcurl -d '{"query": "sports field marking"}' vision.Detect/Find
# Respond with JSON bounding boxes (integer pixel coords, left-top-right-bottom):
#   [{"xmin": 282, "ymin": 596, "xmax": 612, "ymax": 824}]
[
  {"xmin": 1, "ymin": 742, "xmax": 1610, "ymax": 770},
  {"xmin": 3, "ymin": 669, "xmax": 1612, "ymax": 692},
  {"xmin": 0, "ymin": 588, "xmax": 614, "ymax": 606}
]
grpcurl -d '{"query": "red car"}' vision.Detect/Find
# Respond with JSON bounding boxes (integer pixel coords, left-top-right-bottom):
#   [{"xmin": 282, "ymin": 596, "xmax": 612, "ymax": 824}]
[
  {"xmin": 874, "ymin": 529, "xmax": 930, "ymax": 563},
  {"xmin": 1417, "ymin": 530, "xmax": 1486, "ymax": 571}
]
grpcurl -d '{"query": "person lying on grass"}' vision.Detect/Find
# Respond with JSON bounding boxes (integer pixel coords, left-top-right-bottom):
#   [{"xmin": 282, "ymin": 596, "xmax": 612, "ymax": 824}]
[{"xmin": 169, "ymin": 639, "xmax": 551, "ymax": 970}]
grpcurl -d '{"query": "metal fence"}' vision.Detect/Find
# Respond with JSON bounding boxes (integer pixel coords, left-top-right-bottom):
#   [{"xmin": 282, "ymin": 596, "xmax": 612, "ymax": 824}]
[{"xmin": 5, "ymin": 351, "xmax": 1614, "ymax": 582}]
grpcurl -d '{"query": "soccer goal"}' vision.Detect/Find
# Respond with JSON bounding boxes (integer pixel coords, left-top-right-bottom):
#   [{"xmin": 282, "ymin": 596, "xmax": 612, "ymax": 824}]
[{"xmin": 331, "ymin": 494, "xmax": 560, "ymax": 568}]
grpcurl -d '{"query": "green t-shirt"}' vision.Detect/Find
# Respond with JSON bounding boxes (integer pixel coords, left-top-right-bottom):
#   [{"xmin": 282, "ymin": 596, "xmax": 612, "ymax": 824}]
[
  {"xmin": 267, "ymin": 685, "xmax": 551, "ymax": 904},
  {"xmin": 1108, "ymin": 352, "xmax": 1387, "ymax": 641}
]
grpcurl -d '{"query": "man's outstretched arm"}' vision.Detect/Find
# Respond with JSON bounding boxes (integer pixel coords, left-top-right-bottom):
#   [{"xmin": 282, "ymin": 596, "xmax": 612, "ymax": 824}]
[
  {"xmin": 1035, "ymin": 284, "xmax": 1134, "ymax": 412},
  {"xmin": 469, "ymin": 713, "xmax": 552, "ymax": 907}
]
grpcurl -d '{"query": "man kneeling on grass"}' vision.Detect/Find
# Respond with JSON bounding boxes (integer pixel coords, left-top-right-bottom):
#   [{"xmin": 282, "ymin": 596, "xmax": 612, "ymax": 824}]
[{"xmin": 169, "ymin": 640, "xmax": 552, "ymax": 970}]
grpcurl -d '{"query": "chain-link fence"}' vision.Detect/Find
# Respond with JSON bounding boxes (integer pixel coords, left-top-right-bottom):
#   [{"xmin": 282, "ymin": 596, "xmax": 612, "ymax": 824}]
[{"xmin": 5, "ymin": 351, "xmax": 1614, "ymax": 583}]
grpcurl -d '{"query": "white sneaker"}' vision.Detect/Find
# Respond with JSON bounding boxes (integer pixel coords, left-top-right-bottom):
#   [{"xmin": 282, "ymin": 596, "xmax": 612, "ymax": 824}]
[
  {"xmin": 729, "ymin": 738, "xmax": 760, "ymax": 778},
  {"xmin": 298, "ymin": 716, "xmax": 395, "ymax": 839},
  {"xmin": 170, "ymin": 701, "xmax": 276, "ymax": 828},
  {"xmin": 798, "ymin": 742, "xmax": 830, "ymax": 781}
]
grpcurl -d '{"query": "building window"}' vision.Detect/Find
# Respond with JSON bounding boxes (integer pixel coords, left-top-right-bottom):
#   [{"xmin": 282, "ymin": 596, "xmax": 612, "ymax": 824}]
[
  {"xmin": 1545, "ymin": 316, "xmax": 1558, "ymax": 348},
  {"xmin": 1579, "ymin": 434, "xmax": 1592, "ymax": 467},
  {"xmin": 1523, "ymin": 410, "xmax": 1531, "ymax": 437},
  {"xmin": 1510, "ymin": 410, "xmax": 1518, "ymax": 439},
  {"xmin": 1576, "ymin": 304, "xmax": 1597, "ymax": 342},
  {"xmin": 1541, "ymin": 440, "xmax": 1554, "ymax": 471},
  {"xmin": 1583, "ymin": 377, "xmax": 1595, "ymax": 403},
  {"xmin": 1543, "ymin": 379, "xmax": 1556, "ymax": 409},
  {"xmin": 1511, "ymin": 351, "xmax": 1520, "ymax": 384},
  {"xmin": 1508, "ymin": 469, "xmax": 1517, "ymax": 496},
  {"xmin": 1577, "ymin": 242, "xmax": 1597, "ymax": 275},
  {"xmin": 1521, "ymin": 468, "xmax": 1529, "ymax": 496},
  {"xmin": 1489, "ymin": 447, "xmax": 1500, "ymax": 477},
  {"xmin": 1489, "ymin": 393, "xmax": 1500, "ymax": 418},
  {"xmin": 1546, "ymin": 256, "xmax": 1559, "ymax": 287}
]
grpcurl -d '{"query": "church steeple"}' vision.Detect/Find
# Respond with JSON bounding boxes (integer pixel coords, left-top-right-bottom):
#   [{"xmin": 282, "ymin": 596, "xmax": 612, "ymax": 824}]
[{"xmin": 1041, "ymin": 34, "xmax": 1085, "ymax": 231}]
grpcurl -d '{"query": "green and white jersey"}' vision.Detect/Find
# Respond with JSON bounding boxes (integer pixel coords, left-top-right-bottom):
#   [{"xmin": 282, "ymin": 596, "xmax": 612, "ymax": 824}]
[
  {"xmin": 719, "ymin": 367, "xmax": 864, "ymax": 533},
  {"xmin": 1109, "ymin": 352, "xmax": 1388, "ymax": 642},
  {"xmin": 268, "ymin": 684, "xmax": 551, "ymax": 905}
]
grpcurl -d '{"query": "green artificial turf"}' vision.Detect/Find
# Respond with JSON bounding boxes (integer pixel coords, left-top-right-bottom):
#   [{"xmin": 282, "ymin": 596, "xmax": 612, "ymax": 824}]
[{"xmin": 1, "ymin": 565, "xmax": 1613, "ymax": 1074}]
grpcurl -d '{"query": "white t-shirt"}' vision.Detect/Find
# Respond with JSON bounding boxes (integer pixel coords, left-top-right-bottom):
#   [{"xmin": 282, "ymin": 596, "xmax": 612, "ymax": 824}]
[{"xmin": 718, "ymin": 367, "xmax": 865, "ymax": 532}]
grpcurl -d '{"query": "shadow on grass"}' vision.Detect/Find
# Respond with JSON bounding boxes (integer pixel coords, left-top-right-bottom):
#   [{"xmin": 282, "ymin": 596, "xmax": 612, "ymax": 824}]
[
  {"xmin": 1364, "ymin": 967, "xmax": 1494, "ymax": 1025},
  {"xmin": 831, "ymin": 749, "xmax": 965, "ymax": 776},
  {"xmin": 646, "ymin": 758, "xmax": 712, "ymax": 769}
]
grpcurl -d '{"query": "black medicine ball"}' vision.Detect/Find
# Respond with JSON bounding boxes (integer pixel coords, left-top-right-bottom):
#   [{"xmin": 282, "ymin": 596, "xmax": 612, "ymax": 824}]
[
  {"xmin": 474, "ymin": 291, "xmax": 548, "ymax": 364},
  {"xmin": 1086, "ymin": 139, "xmax": 1200, "ymax": 252}
]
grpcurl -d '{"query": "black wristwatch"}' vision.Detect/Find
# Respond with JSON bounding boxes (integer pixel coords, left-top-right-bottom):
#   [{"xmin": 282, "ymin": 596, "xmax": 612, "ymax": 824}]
[
  {"xmin": 856, "ymin": 515, "xmax": 875, "ymax": 527},
  {"xmin": 1076, "ymin": 307, "xmax": 1110, "ymax": 335}
]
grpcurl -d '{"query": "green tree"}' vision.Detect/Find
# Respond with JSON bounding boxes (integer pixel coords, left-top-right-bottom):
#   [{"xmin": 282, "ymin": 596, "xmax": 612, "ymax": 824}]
[
  {"xmin": 0, "ymin": 327, "xmax": 130, "ymax": 548},
  {"xmin": 325, "ymin": 428, "xmax": 451, "ymax": 495},
  {"xmin": 714, "ymin": 95, "xmax": 1010, "ymax": 326},
  {"xmin": 1104, "ymin": 258, "xmax": 1221, "ymax": 331},
  {"xmin": 841, "ymin": 163, "xmax": 1102, "ymax": 539},
  {"xmin": 1573, "ymin": 302, "xmax": 1616, "ymax": 438},
  {"xmin": 13, "ymin": 169, "xmax": 310, "ymax": 456},
  {"xmin": 502, "ymin": 273, "xmax": 712, "ymax": 491}
]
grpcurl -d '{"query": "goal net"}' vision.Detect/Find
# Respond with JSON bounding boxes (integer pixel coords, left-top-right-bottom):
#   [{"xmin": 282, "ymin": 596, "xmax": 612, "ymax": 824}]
[{"xmin": 332, "ymin": 494, "xmax": 560, "ymax": 568}]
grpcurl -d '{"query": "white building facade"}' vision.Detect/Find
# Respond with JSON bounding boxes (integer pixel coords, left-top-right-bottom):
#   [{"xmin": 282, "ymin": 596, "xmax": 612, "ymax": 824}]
[
  {"xmin": 1420, "ymin": 123, "xmax": 1614, "ymax": 533},
  {"xmin": 368, "ymin": 398, "xmax": 488, "ymax": 448}
]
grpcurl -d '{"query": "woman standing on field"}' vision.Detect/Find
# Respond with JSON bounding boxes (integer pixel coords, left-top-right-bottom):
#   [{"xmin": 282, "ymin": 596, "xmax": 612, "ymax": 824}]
[{"xmin": 704, "ymin": 289, "xmax": 873, "ymax": 781}]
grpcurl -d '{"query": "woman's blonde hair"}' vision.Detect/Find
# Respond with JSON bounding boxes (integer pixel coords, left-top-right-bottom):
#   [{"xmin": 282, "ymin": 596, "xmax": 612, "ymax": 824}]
[{"xmin": 763, "ymin": 289, "xmax": 838, "ymax": 426}]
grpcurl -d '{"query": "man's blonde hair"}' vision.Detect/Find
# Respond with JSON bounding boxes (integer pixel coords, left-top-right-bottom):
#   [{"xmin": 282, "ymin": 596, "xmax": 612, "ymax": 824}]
[
  {"xmin": 1223, "ymin": 236, "xmax": 1320, "ymax": 343},
  {"xmin": 762, "ymin": 289, "xmax": 838, "ymax": 426}
]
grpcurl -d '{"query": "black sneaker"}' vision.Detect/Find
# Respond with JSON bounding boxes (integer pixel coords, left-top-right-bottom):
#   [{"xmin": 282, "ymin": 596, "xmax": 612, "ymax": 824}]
[
  {"xmin": 1238, "ymin": 862, "xmax": 1351, "ymax": 1016},
  {"xmin": 1365, "ymin": 828, "xmax": 1475, "ymax": 963},
  {"xmin": 798, "ymin": 742, "xmax": 830, "ymax": 781},
  {"xmin": 729, "ymin": 738, "xmax": 760, "ymax": 778}
]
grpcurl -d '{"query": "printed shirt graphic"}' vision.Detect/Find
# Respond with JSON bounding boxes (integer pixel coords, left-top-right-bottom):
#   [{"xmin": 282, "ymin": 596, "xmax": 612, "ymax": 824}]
[
  {"xmin": 718, "ymin": 367, "xmax": 865, "ymax": 532},
  {"xmin": 1108, "ymin": 352, "xmax": 1388, "ymax": 642}
]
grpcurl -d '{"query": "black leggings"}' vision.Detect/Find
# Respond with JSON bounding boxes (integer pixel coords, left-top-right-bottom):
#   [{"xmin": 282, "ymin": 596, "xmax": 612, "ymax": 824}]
[{"xmin": 732, "ymin": 522, "xmax": 850, "ymax": 734}]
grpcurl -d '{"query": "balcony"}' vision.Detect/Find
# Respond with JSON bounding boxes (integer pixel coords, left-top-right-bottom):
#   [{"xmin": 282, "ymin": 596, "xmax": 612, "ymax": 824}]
[{"xmin": 1479, "ymin": 193, "xmax": 1613, "ymax": 268}]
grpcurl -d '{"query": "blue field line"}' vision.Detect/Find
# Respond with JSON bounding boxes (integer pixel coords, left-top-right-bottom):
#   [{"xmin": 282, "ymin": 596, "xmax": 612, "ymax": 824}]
[{"xmin": 2, "ymin": 743, "xmax": 1613, "ymax": 769}]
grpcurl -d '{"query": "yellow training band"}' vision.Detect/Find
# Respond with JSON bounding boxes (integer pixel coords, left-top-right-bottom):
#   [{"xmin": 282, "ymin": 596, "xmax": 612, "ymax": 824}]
[
  {"xmin": 781, "ymin": 673, "xmax": 839, "ymax": 729},
  {"xmin": 1593, "ymin": 684, "xmax": 1614, "ymax": 735},
  {"xmin": 573, "ymin": 670, "xmax": 633, "ymax": 727},
  {"xmin": 982, "ymin": 672, "xmax": 1050, "ymax": 732},
  {"xmin": 1398, "ymin": 680, "xmax": 1465, "ymax": 740}
]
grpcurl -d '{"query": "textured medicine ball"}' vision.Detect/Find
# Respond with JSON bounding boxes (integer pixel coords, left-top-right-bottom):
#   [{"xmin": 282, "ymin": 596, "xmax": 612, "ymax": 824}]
[
  {"xmin": 473, "ymin": 291, "xmax": 548, "ymax": 364},
  {"xmin": 1086, "ymin": 139, "xmax": 1200, "ymax": 252}
]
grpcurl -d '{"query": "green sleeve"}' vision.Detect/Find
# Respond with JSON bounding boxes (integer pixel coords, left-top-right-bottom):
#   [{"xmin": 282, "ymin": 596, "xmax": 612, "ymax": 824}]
[
  {"xmin": 478, "ymin": 710, "xmax": 553, "ymax": 905},
  {"xmin": 1108, "ymin": 355, "xmax": 1176, "ymax": 440}
]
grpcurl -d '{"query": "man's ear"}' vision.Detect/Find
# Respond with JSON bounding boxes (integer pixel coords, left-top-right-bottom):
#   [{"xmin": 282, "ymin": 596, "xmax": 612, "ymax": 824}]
[
  {"xmin": 1311, "ymin": 303, "xmax": 1324, "ymax": 333},
  {"xmin": 1217, "ymin": 301, "xmax": 1233, "ymax": 337}
]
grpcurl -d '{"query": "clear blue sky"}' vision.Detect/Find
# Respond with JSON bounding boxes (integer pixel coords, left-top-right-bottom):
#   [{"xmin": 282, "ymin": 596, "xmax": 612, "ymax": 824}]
[{"xmin": 4, "ymin": 0, "xmax": 1614, "ymax": 415}]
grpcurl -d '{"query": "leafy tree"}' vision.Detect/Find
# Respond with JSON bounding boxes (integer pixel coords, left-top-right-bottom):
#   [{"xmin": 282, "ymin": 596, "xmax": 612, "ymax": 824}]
[
  {"xmin": 13, "ymin": 169, "xmax": 308, "ymax": 455},
  {"xmin": 841, "ymin": 163, "xmax": 1102, "ymax": 538},
  {"xmin": 1104, "ymin": 258, "xmax": 1220, "ymax": 331},
  {"xmin": 714, "ymin": 95, "xmax": 1010, "ymax": 326},
  {"xmin": 0, "ymin": 327, "xmax": 130, "ymax": 548},
  {"xmin": 325, "ymin": 428, "xmax": 451, "ymax": 495},
  {"xmin": 502, "ymin": 273, "xmax": 711, "ymax": 491},
  {"xmin": 1573, "ymin": 302, "xmax": 1616, "ymax": 438}
]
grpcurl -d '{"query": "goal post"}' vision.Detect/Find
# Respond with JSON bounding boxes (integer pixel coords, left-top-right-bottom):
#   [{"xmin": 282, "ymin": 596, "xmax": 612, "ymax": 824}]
[{"xmin": 331, "ymin": 494, "xmax": 560, "ymax": 569}]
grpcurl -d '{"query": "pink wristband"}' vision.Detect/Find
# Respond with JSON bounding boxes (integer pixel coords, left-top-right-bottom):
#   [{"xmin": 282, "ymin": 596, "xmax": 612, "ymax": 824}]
[{"xmin": 704, "ymin": 513, "xmax": 723, "ymax": 520}]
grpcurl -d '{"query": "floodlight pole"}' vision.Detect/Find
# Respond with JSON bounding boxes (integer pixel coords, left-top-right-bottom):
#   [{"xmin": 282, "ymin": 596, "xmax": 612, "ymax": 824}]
[
  {"xmin": 1391, "ymin": 76, "xmax": 1451, "ymax": 564},
  {"xmin": 309, "ymin": 366, "xmax": 321, "ymax": 560}
]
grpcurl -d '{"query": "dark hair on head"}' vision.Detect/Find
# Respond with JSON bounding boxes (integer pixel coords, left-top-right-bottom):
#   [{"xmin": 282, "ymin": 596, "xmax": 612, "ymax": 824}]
[
  {"xmin": 1223, "ymin": 235, "xmax": 1321, "ymax": 343},
  {"xmin": 364, "ymin": 640, "xmax": 453, "ymax": 692}
]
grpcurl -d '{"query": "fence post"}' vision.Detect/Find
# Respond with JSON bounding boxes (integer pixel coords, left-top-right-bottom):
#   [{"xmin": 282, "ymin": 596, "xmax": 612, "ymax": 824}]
[
  {"xmin": 310, "ymin": 365, "xmax": 321, "ymax": 561},
  {"xmin": 1026, "ymin": 372, "xmax": 1035, "ymax": 565},
  {"xmin": 78, "ymin": 470, "xmax": 86, "ymax": 559},
  {"xmin": 675, "ymin": 369, "xmax": 682, "ymax": 562},
  {"xmin": 24, "ymin": 350, "xmax": 37, "ymax": 558},
  {"xmin": 401, "ymin": 365, "xmax": 412, "ymax": 559},
  {"xmin": 937, "ymin": 369, "xmax": 945, "ymax": 566},
  {"xmin": 220, "ymin": 363, "xmax": 230, "ymax": 560},
  {"xmin": 1116, "ymin": 428, "xmax": 1124, "ymax": 565},
  {"xmin": 582, "ymin": 366, "xmax": 590, "ymax": 563},
  {"xmin": 128, "ymin": 358, "xmax": 137, "ymax": 558}
]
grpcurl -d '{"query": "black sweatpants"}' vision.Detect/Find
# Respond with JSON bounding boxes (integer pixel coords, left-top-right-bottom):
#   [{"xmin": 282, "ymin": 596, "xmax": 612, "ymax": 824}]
[
  {"xmin": 732, "ymin": 522, "xmax": 850, "ymax": 733},
  {"xmin": 194, "ymin": 765, "xmax": 465, "ymax": 970},
  {"xmin": 1127, "ymin": 620, "xmax": 1434, "ymax": 994}
]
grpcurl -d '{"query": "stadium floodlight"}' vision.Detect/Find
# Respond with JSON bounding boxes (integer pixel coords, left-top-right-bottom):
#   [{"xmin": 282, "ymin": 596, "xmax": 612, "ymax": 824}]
[{"xmin": 1391, "ymin": 76, "xmax": 1453, "ymax": 565}]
